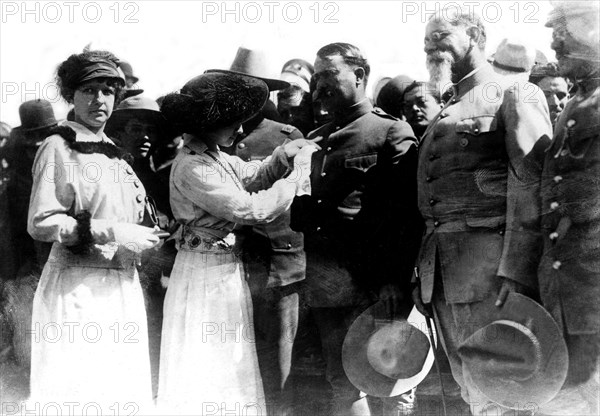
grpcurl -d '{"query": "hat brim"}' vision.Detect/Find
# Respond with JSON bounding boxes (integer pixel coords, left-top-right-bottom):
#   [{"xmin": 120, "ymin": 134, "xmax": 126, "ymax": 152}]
[
  {"xmin": 14, "ymin": 121, "xmax": 58, "ymax": 133},
  {"xmin": 458, "ymin": 292, "xmax": 568, "ymax": 409},
  {"xmin": 342, "ymin": 304, "xmax": 436, "ymax": 397},
  {"xmin": 205, "ymin": 69, "xmax": 290, "ymax": 91}
]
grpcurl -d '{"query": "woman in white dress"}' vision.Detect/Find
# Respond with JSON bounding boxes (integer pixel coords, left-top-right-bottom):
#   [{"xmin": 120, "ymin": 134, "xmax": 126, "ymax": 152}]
[
  {"xmin": 157, "ymin": 71, "xmax": 317, "ymax": 415},
  {"xmin": 27, "ymin": 50, "xmax": 160, "ymax": 414}
]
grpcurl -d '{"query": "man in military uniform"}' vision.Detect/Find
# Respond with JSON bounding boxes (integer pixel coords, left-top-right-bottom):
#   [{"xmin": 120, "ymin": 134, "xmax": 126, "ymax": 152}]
[
  {"xmin": 233, "ymin": 103, "xmax": 306, "ymax": 416},
  {"xmin": 538, "ymin": 2, "xmax": 600, "ymax": 415},
  {"xmin": 412, "ymin": 11, "xmax": 552, "ymax": 415},
  {"xmin": 296, "ymin": 42, "xmax": 421, "ymax": 416}
]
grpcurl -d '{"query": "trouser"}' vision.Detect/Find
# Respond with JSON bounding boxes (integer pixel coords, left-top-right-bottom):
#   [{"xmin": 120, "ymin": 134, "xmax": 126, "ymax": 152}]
[
  {"xmin": 431, "ymin": 277, "xmax": 535, "ymax": 416},
  {"xmin": 537, "ymin": 330, "xmax": 600, "ymax": 415},
  {"xmin": 312, "ymin": 306, "xmax": 417, "ymax": 416},
  {"xmin": 251, "ymin": 283, "xmax": 300, "ymax": 416}
]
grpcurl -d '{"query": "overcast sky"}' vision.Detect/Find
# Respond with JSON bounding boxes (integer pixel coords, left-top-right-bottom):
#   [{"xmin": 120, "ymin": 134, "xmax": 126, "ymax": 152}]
[{"xmin": 1, "ymin": 0, "xmax": 556, "ymax": 126}]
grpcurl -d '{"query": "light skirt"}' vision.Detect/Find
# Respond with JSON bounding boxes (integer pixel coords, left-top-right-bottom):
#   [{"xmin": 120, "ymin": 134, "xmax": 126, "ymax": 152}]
[
  {"xmin": 28, "ymin": 246, "xmax": 153, "ymax": 415},
  {"xmin": 158, "ymin": 250, "xmax": 266, "ymax": 416}
]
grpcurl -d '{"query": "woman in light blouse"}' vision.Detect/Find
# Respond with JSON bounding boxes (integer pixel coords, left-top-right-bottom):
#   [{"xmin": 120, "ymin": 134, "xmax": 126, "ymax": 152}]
[
  {"xmin": 27, "ymin": 50, "xmax": 160, "ymax": 412},
  {"xmin": 157, "ymin": 71, "xmax": 317, "ymax": 415}
]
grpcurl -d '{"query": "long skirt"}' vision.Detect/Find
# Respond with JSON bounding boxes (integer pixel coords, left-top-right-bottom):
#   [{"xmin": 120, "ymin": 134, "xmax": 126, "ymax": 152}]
[
  {"xmin": 158, "ymin": 250, "xmax": 266, "ymax": 415},
  {"xmin": 27, "ymin": 244, "xmax": 153, "ymax": 415}
]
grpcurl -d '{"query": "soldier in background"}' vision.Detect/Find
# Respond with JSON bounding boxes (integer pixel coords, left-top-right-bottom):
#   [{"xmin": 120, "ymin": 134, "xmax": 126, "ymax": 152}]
[{"xmin": 537, "ymin": 2, "xmax": 600, "ymax": 415}]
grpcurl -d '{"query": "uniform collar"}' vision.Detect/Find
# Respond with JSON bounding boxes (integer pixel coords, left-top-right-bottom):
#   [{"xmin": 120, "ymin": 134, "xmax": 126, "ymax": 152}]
[
  {"xmin": 453, "ymin": 63, "xmax": 494, "ymax": 97},
  {"xmin": 63, "ymin": 120, "xmax": 113, "ymax": 143},
  {"xmin": 333, "ymin": 98, "xmax": 372, "ymax": 127},
  {"xmin": 183, "ymin": 133, "xmax": 209, "ymax": 155}
]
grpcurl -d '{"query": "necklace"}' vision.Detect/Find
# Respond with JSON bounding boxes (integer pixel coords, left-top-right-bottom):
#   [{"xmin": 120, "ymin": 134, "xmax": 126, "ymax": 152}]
[{"xmin": 205, "ymin": 151, "xmax": 245, "ymax": 191}]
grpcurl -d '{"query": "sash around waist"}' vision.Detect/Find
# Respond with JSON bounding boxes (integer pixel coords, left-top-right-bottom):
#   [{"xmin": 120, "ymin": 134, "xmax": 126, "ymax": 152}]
[{"xmin": 177, "ymin": 224, "xmax": 239, "ymax": 254}]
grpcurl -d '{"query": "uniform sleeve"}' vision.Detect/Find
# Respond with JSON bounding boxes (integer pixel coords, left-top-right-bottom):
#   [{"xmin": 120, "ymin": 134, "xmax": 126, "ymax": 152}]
[
  {"xmin": 27, "ymin": 136, "xmax": 78, "ymax": 244},
  {"xmin": 172, "ymin": 154, "xmax": 298, "ymax": 225},
  {"xmin": 497, "ymin": 83, "xmax": 553, "ymax": 288}
]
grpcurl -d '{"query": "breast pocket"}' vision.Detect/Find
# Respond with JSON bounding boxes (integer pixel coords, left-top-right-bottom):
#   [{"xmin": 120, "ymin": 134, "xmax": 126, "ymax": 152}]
[
  {"xmin": 344, "ymin": 153, "xmax": 378, "ymax": 172},
  {"xmin": 455, "ymin": 115, "xmax": 498, "ymax": 136}
]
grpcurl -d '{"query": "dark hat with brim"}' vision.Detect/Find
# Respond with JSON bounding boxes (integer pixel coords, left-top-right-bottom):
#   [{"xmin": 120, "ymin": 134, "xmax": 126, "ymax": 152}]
[
  {"xmin": 15, "ymin": 99, "xmax": 58, "ymax": 132},
  {"xmin": 457, "ymin": 292, "xmax": 568, "ymax": 409},
  {"xmin": 214, "ymin": 47, "xmax": 290, "ymax": 91},
  {"xmin": 342, "ymin": 303, "xmax": 435, "ymax": 397},
  {"xmin": 160, "ymin": 71, "xmax": 269, "ymax": 134}
]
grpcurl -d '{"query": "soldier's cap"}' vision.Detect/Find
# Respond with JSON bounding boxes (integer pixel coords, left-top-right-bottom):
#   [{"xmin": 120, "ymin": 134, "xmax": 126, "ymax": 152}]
[
  {"xmin": 545, "ymin": 1, "xmax": 599, "ymax": 50},
  {"xmin": 458, "ymin": 292, "xmax": 568, "ymax": 409}
]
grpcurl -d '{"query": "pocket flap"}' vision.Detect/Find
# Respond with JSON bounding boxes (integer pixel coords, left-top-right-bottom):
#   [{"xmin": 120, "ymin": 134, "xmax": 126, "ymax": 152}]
[
  {"xmin": 344, "ymin": 153, "xmax": 378, "ymax": 172},
  {"xmin": 456, "ymin": 116, "xmax": 497, "ymax": 136},
  {"xmin": 465, "ymin": 215, "xmax": 506, "ymax": 229}
]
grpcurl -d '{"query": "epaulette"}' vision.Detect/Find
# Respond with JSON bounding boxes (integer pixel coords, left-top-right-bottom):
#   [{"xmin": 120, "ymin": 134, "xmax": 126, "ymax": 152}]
[
  {"xmin": 372, "ymin": 107, "xmax": 399, "ymax": 121},
  {"xmin": 281, "ymin": 124, "xmax": 297, "ymax": 135},
  {"xmin": 49, "ymin": 125, "xmax": 130, "ymax": 161}
]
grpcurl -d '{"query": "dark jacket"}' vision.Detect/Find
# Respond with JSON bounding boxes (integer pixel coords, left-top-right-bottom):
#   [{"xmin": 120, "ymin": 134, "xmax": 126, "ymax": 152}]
[
  {"xmin": 234, "ymin": 117, "xmax": 306, "ymax": 288},
  {"xmin": 538, "ymin": 79, "xmax": 600, "ymax": 335},
  {"xmin": 295, "ymin": 99, "xmax": 421, "ymax": 307}
]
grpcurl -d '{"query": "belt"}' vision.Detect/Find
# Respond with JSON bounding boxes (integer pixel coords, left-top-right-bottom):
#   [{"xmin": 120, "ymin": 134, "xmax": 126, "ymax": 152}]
[
  {"xmin": 178, "ymin": 225, "xmax": 239, "ymax": 254},
  {"xmin": 424, "ymin": 215, "xmax": 506, "ymax": 233}
]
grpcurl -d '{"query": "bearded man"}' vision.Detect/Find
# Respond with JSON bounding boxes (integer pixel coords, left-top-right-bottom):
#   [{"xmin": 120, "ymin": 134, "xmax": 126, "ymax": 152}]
[{"xmin": 412, "ymin": 10, "xmax": 552, "ymax": 415}]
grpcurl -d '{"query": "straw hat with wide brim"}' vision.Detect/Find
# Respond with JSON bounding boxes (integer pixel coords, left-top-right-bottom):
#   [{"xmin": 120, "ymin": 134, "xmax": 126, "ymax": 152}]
[
  {"xmin": 457, "ymin": 292, "xmax": 568, "ymax": 409},
  {"xmin": 206, "ymin": 47, "xmax": 290, "ymax": 91},
  {"xmin": 342, "ymin": 303, "xmax": 435, "ymax": 397}
]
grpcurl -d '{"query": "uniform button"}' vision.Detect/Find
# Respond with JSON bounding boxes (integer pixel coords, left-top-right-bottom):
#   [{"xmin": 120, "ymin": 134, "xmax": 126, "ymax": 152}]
[
  {"xmin": 550, "ymin": 201, "xmax": 559, "ymax": 211},
  {"xmin": 434, "ymin": 221, "xmax": 440, "ymax": 227},
  {"xmin": 317, "ymin": 199, "xmax": 322, "ymax": 204},
  {"xmin": 126, "ymin": 166, "xmax": 133, "ymax": 175},
  {"xmin": 286, "ymin": 243, "xmax": 292, "ymax": 249},
  {"xmin": 549, "ymin": 232, "xmax": 559, "ymax": 240},
  {"xmin": 134, "ymin": 180, "xmax": 140, "ymax": 188},
  {"xmin": 138, "ymin": 211, "xmax": 144, "ymax": 220},
  {"xmin": 566, "ymin": 119, "xmax": 576, "ymax": 128},
  {"xmin": 429, "ymin": 198, "xmax": 436, "ymax": 206},
  {"xmin": 451, "ymin": 98, "xmax": 457, "ymax": 103},
  {"xmin": 459, "ymin": 138, "xmax": 469, "ymax": 147},
  {"xmin": 321, "ymin": 172, "xmax": 327, "ymax": 177},
  {"xmin": 238, "ymin": 143, "xmax": 246, "ymax": 149},
  {"xmin": 552, "ymin": 260, "xmax": 562, "ymax": 270},
  {"xmin": 426, "ymin": 176, "xmax": 433, "ymax": 182},
  {"xmin": 327, "ymin": 147, "xmax": 332, "ymax": 151},
  {"xmin": 499, "ymin": 230, "xmax": 504, "ymax": 236},
  {"xmin": 316, "ymin": 227, "xmax": 322, "ymax": 231},
  {"xmin": 560, "ymin": 149, "xmax": 568, "ymax": 157},
  {"xmin": 136, "ymin": 194, "xmax": 144, "ymax": 203},
  {"xmin": 473, "ymin": 128, "xmax": 479, "ymax": 134},
  {"xmin": 335, "ymin": 126, "xmax": 340, "ymax": 130},
  {"xmin": 553, "ymin": 175, "xmax": 563, "ymax": 183}
]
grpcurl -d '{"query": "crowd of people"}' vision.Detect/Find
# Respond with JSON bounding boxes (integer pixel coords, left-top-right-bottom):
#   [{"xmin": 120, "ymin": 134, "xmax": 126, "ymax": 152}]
[{"xmin": 0, "ymin": 1, "xmax": 598, "ymax": 415}]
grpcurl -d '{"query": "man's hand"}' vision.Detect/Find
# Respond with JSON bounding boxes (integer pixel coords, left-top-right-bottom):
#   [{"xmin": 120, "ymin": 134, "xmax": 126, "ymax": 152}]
[
  {"xmin": 379, "ymin": 284, "xmax": 405, "ymax": 318},
  {"xmin": 495, "ymin": 277, "xmax": 526, "ymax": 307},
  {"xmin": 411, "ymin": 285, "xmax": 432, "ymax": 318}
]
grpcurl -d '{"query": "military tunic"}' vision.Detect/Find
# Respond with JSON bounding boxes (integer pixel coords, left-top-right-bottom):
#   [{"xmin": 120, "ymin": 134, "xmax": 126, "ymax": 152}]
[{"xmin": 537, "ymin": 80, "xmax": 600, "ymax": 416}]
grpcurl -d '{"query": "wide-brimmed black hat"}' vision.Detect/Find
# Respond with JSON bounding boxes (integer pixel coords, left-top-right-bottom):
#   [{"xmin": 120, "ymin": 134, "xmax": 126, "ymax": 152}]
[
  {"xmin": 457, "ymin": 292, "xmax": 568, "ymax": 409},
  {"xmin": 160, "ymin": 71, "xmax": 269, "ymax": 134},
  {"xmin": 342, "ymin": 303, "xmax": 435, "ymax": 397}
]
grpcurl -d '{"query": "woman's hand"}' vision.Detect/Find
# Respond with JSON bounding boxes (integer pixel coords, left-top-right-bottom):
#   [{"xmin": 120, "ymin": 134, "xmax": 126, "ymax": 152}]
[
  {"xmin": 283, "ymin": 136, "xmax": 322, "ymax": 159},
  {"xmin": 113, "ymin": 223, "xmax": 160, "ymax": 253}
]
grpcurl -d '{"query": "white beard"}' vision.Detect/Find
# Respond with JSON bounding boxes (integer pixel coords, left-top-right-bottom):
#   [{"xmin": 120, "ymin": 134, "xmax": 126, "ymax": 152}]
[{"xmin": 426, "ymin": 51, "xmax": 454, "ymax": 92}]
